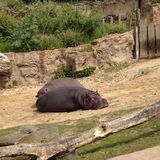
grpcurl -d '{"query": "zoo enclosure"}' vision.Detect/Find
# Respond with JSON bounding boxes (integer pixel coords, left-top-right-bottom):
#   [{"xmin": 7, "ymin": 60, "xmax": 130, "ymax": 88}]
[{"xmin": 135, "ymin": 0, "xmax": 160, "ymax": 59}]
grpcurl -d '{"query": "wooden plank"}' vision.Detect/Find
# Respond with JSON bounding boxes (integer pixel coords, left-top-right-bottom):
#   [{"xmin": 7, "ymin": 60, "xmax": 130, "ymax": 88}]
[
  {"xmin": 155, "ymin": 24, "xmax": 160, "ymax": 57},
  {"xmin": 148, "ymin": 23, "xmax": 156, "ymax": 58},
  {"xmin": 139, "ymin": 19, "xmax": 148, "ymax": 58},
  {"xmin": 135, "ymin": 26, "xmax": 139, "ymax": 59}
]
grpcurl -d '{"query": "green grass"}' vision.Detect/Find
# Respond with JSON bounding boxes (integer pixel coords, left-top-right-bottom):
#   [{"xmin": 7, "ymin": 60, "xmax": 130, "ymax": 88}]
[
  {"xmin": 77, "ymin": 116, "xmax": 160, "ymax": 160},
  {"xmin": 0, "ymin": 126, "xmax": 20, "ymax": 138},
  {"xmin": 105, "ymin": 63, "xmax": 129, "ymax": 74},
  {"xmin": 72, "ymin": 44, "xmax": 93, "ymax": 53},
  {"xmin": 150, "ymin": 0, "xmax": 160, "ymax": 4}
]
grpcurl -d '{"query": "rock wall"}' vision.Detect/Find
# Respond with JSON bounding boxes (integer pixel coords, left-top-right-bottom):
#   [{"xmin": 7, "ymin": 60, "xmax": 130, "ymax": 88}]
[
  {"xmin": 0, "ymin": 53, "xmax": 12, "ymax": 88},
  {"xmin": 152, "ymin": 4, "xmax": 160, "ymax": 24},
  {"xmin": 1, "ymin": 31, "xmax": 134, "ymax": 87},
  {"xmin": 141, "ymin": 1, "xmax": 160, "ymax": 24},
  {"xmin": 103, "ymin": 0, "xmax": 136, "ymax": 15},
  {"xmin": 92, "ymin": 31, "xmax": 134, "ymax": 68}
]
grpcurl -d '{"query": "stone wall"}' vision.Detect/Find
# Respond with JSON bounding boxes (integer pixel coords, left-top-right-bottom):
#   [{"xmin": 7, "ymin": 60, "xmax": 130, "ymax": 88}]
[
  {"xmin": 1, "ymin": 31, "xmax": 134, "ymax": 87},
  {"xmin": 103, "ymin": 0, "xmax": 136, "ymax": 15},
  {"xmin": 141, "ymin": 1, "xmax": 160, "ymax": 24},
  {"xmin": 92, "ymin": 31, "xmax": 134, "ymax": 68}
]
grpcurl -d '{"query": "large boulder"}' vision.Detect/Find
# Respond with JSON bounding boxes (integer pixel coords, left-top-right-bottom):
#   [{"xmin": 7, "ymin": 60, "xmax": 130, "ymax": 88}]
[
  {"xmin": 0, "ymin": 53, "xmax": 12, "ymax": 88},
  {"xmin": 92, "ymin": 31, "xmax": 134, "ymax": 68}
]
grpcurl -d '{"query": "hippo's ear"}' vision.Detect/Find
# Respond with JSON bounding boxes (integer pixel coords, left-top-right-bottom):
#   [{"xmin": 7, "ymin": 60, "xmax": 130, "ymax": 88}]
[{"xmin": 84, "ymin": 93, "xmax": 92, "ymax": 103}]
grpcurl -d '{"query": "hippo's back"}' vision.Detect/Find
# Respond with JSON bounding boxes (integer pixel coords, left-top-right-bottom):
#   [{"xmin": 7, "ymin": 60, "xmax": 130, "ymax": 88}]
[
  {"xmin": 36, "ymin": 78, "xmax": 82, "ymax": 98},
  {"xmin": 36, "ymin": 86, "xmax": 85, "ymax": 112}
]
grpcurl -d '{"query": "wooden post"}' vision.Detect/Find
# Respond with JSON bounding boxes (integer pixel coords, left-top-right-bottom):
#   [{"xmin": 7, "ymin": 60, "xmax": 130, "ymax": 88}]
[
  {"xmin": 139, "ymin": 18, "xmax": 148, "ymax": 58},
  {"xmin": 135, "ymin": 8, "xmax": 141, "ymax": 59},
  {"xmin": 148, "ymin": 23, "xmax": 156, "ymax": 58},
  {"xmin": 155, "ymin": 24, "xmax": 160, "ymax": 57},
  {"xmin": 118, "ymin": 14, "xmax": 121, "ymax": 24},
  {"xmin": 110, "ymin": 16, "xmax": 113, "ymax": 24}
]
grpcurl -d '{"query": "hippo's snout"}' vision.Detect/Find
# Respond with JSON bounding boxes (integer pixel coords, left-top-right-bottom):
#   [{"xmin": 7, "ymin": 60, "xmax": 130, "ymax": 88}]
[{"xmin": 100, "ymin": 98, "xmax": 109, "ymax": 108}]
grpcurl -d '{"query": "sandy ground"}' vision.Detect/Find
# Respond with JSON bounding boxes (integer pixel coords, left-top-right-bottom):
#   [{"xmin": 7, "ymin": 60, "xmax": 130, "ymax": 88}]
[
  {"xmin": 108, "ymin": 145, "xmax": 160, "ymax": 160},
  {"xmin": 0, "ymin": 58, "xmax": 160, "ymax": 129}
]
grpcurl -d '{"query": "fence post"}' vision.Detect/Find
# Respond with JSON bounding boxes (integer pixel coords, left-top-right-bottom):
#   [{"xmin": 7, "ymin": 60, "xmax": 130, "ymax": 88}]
[
  {"xmin": 135, "ymin": 8, "xmax": 140, "ymax": 59},
  {"xmin": 118, "ymin": 14, "xmax": 121, "ymax": 24}
]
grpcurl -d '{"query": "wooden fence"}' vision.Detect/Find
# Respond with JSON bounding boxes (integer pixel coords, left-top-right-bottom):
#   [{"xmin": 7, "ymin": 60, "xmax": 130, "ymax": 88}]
[{"xmin": 139, "ymin": 20, "xmax": 160, "ymax": 58}]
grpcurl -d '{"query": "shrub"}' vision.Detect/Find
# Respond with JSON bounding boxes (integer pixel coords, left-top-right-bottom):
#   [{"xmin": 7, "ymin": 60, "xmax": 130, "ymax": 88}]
[
  {"xmin": 5, "ymin": 0, "xmax": 23, "ymax": 9},
  {"xmin": 53, "ymin": 66, "xmax": 96, "ymax": 79},
  {"xmin": 107, "ymin": 23, "xmax": 127, "ymax": 34},
  {"xmin": 27, "ymin": 3, "xmax": 58, "ymax": 33},
  {"xmin": 11, "ymin": 16, "xmax": 39, "ymax": 52},
  {"xmin": 150, "ymin": 0, "xmax": 160, "ymax": 3},
  {"xmin": 37, "ymin": 34, "xmax": 63, "ymax": 50},
  {"xmin": 0, "ymin": 13, "xmax": 15, "ymax": 38},
  {"xmin": 0, "ymin": 1, "xmax": 127, "ymax": 52},
  {"xmin": 56, "ymin": 29, "xmax": 82, "ymax": 47},
  {"xmin": 0, "ymin": 37, "xmax": 12, "ymax": 52}
]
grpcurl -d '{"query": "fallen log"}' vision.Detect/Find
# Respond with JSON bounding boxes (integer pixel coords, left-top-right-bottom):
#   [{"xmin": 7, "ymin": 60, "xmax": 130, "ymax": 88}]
[{"xmin": 0, "ymin": 101, "xmax": 160, "ymax": 160}]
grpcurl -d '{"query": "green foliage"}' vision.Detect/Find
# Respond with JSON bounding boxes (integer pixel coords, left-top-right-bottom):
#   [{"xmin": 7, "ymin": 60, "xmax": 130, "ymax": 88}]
[
  {"xmin": 56, "ymin": 29, "xmax": 81, "ymax": 47},
  {"xmin": 0, "ymin": 37, "xmax": 12, "ymax": 52},
  {"xmin": 0, "ymin": 13, "xmax": 15, "ymax": 38},
  {"xmin": 72, "ymin": 45, "xmax": 93, "ymax": 52},
  {"xmin": 5, "ymin": 0, "xmax": 23, "ymax": 10},
  {"xmin": 0, "ymin": 1, "xmax": 127, "ymax": 52},
  {"xmin": 105, "ymin": 63, "xmax": 129, "ymax": 73},
  {"xmin": 53, "ymin": 66, "xmax": 96, "ymax": 79},
  {"xmin": 37, "ymin": 34, "xmax": 63, "ymax": 50},
  {"xmin": 11, "ymin": 16, "xmax": 39, "ymax": 52},
  {"xmin": 150, "ymin": 0, "xmax": 160, "ymax": 3}
]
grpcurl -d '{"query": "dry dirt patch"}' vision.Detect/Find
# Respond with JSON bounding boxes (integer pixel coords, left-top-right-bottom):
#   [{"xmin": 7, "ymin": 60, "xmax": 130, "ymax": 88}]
[{"xmin": 0, "ymin": 58, "xmax": 160, "ymax": 129}]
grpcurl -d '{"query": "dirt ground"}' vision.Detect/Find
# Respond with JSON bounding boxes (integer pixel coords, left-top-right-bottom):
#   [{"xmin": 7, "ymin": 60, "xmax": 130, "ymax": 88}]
[
  {"xmin": 108, "ymin": 145, "xmax": 160, "ymax": 160},
  {"xmin": 0, "ymin": 58, "xmax": 160, "ymax": 129}
]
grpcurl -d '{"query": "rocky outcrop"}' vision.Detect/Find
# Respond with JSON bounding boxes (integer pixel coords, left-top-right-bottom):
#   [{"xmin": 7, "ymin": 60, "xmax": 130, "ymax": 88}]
[
  {"xmin": 153, "ymin": 4, "xmax": 160, "ymax": 24},
  {"xmin": 141, "ymin": 1, "xmax": 160, "ymax": 24},
  {"xmin": 2, "ymin": 31, "xmax": 134, "ymax": 87},
  {"xmin": 0, "ymin": 53, "xmax": 12, "ymax": 88},
  {"xmin": 92, "ymin": 31, "xmax": 134, "ymax": 68},
  {"xmin": 103, "ymin": 0, "xmax": 135, "ymax": 15}
]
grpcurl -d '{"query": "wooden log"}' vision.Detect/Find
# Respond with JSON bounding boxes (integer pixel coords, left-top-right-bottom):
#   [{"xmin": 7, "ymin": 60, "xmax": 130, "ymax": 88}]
[{"xmin": 0, "ymin": 101, "xmax": 160, "ymax": 160}]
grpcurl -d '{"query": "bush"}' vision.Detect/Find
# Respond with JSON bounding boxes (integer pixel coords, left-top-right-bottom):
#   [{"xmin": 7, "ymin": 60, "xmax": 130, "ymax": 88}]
[
  {"xmin": 27, "ymin": 3, "xmax": 58, "ymax": 33},
  {"xmin": 0, "ymin": 37, "xmax": 12, "ymax": 52},
  {"xmin": 6, "ymin": 0, "xmax": 23, "ymax": 9},
  {"xmin": 150, "ymin": 0, "xmax": 160, "ymax": 3},
  {"xmin": 0, "ymin": 1, "xmax": 127, "ymax": 52},
  {"xmin": 53, "ymin": 66, "xmax": 96, "ymax": 79},
  {"xmin": 11, "ymin": 16, "xmax": 39, "ymax": 52},
  {"xmin": 107, "ymin": 23, "xmax": 127, "ymax": 34},
  {"xmin": 56, "ymin": 29, "xmax": 82, "ymax": 47},
  {"xmin": 0, "ymin": 13, "xmax": 15, "ymax": 38},
  {"xmin": 37, "ymin": 34, "xmax": 63, "ymax": 50}
]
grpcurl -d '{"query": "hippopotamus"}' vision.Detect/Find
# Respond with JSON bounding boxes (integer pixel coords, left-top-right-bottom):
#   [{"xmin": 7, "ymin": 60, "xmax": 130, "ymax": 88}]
[
  {"xmin": 36, "ymin": 86, "xmax": 108, "ymax": 112},
  {"xmin": 36, "ymin": 78, "xmax": 82, "ymax": 98}
]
